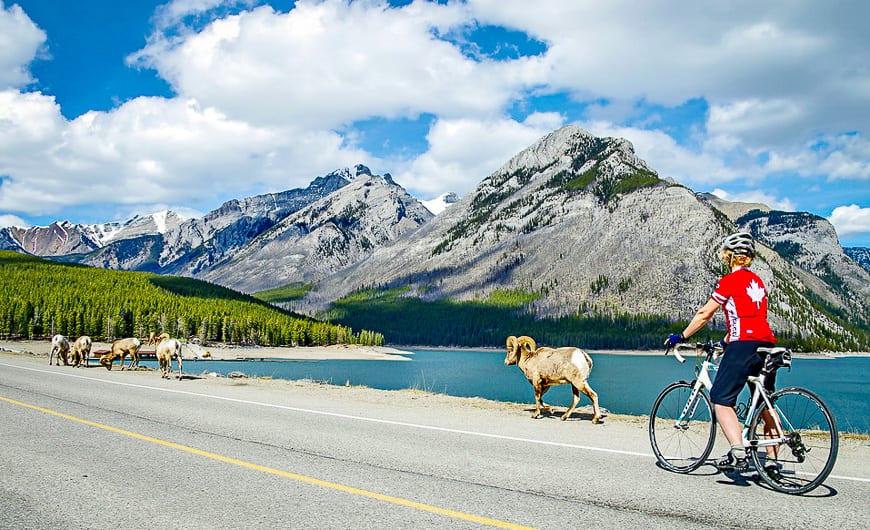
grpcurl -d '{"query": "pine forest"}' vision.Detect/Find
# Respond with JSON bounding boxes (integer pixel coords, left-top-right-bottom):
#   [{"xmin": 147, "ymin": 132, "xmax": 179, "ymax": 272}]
[{"xmin": 0, "ymin": 251, "xmax": 383, "ymax": 347}]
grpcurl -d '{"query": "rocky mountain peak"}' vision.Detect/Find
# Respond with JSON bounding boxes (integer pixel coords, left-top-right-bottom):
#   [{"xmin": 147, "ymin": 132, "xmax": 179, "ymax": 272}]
[
  {"xmin": 201, "ymin": 168, "xmax": 433, "ymax": 292},
  {"xmin": 323, "ymin": 164, "xmax": 373, "ymax": 183}
]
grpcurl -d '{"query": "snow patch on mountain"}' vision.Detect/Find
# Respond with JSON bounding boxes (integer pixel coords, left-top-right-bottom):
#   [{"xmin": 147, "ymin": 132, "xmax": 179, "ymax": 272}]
[{"xmin": 422, "ymin": 192, "xmax": 460, "ymax": 215}]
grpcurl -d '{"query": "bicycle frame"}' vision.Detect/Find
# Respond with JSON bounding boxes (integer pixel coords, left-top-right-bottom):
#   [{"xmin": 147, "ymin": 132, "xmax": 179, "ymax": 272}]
[{"xmin": 741, "ymin": 373, "xmax": 790, "ymax": 450}]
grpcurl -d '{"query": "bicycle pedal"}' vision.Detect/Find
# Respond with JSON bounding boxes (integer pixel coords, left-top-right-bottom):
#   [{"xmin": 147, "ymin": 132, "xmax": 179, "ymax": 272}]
[
  {"xmin": 716, "ymin": 453, "xmax": 749, "ymax": 472},
  {"xmin": 763, "ymin": 464, "xmax": 783, "ymax": 481}
]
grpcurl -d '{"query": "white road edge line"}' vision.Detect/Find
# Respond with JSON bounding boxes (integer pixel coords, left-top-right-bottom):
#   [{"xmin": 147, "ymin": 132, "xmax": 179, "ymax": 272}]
[{"xmin": 3, "ymin": 361, "xmax": 868, "ymax": 484}]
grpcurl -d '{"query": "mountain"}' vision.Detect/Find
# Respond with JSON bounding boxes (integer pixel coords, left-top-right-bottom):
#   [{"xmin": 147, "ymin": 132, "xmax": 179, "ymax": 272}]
[
  {"xmin": 199, "ymin": 171, "xmax": 434, "ymax": 292},
  {"xmin": 66, "ymin": 168, "xmax": 355, "ymax": 274},
  {"xmin": 5, "ymin": 221, "xmax": 102, "ymax": 256},
  {"xmin": 305, "ymin": 126, "xmax": 869, "ymax": 346},
  {"xmin": 45, "ymin": 164, "xmax": 432, "ymax": 294},
  {"xmin": 0, "ymin": 210, "xmax": 188, "ymax": 258},
  {"xmin": 91, "ymin": 210, "xmax": 189, "ymax": 244},
  {"xmin": 844, "ymin": 247, "xmax": 870, "ymax": 271}
]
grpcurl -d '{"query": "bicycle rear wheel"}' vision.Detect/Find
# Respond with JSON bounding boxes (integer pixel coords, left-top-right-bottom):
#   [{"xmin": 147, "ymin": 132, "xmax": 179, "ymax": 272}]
[
  {"xmin": 649, "ymin": 381, "xmax": 716, "ymax": 473},
  {"xmin": 748, "ymin": 387, "xmax": 839, "ymax": 495}
]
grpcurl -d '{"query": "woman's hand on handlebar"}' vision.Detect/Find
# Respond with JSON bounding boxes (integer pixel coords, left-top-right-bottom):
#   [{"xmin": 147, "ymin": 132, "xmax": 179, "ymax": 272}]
[{"xmin": 664, "ymin": 333, "xmax": 685, "ymax": 347}]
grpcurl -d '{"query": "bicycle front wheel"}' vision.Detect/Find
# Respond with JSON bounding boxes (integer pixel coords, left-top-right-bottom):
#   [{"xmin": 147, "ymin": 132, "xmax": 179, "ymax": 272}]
[
  {"xmin": 649, "ymin": 381, "xmax": 716, "ymax": 473},
  {"xmin": 748, "ymin": 387, "xmax": 839, "ymax": 495}
]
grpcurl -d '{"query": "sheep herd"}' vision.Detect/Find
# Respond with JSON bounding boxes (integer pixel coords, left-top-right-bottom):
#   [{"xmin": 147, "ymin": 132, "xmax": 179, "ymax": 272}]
[
  {"xmin": 46, "ymin": 332, "xmax": 603, "ymax": 423},
  {"xmin": 47, "ymin": 332, "xmax": 184, "ymax": 380}
]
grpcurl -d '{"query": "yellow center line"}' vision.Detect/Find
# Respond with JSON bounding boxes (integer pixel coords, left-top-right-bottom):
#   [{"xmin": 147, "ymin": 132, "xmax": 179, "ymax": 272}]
[{"xmin": 0, "ymin": 395, "xmax": 535, "ymax": 530}]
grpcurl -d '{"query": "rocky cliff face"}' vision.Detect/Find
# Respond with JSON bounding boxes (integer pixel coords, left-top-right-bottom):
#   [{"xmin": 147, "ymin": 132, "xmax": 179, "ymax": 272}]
[
  {"xmin": 155, "ymin": 169, "xmax": 355, "ymax": 276},
  {"xmin": 6, "ymin": 221, "xmax": 101, "ymax": 256},
  {"xmin": 202, "ymin": 172, "xmax": 433, "ymax": 292},
  {"xmin": 66, "ymin": 168, "xmax": 354, "ymax": 273}
]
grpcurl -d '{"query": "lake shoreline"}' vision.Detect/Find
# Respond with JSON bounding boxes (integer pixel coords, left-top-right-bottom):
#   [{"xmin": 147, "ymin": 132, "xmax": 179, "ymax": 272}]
[{"xmin": 3, "ymin": 339, "xmax": 868, "ymax": 362}]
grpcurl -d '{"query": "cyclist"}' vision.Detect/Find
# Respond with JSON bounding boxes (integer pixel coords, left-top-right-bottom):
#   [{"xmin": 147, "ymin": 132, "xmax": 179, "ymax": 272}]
[{"xmin": 664, "ymin": 231, "xmax": 777, "ymax": 472}]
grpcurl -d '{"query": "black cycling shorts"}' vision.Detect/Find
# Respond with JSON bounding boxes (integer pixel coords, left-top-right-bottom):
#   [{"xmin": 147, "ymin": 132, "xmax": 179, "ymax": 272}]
[{"xmin": 709, "ymin": 340, "xmax": 776, "ymax": 407}]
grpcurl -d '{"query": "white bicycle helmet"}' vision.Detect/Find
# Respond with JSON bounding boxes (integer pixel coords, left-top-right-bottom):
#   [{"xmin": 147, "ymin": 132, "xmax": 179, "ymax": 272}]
[{"xmin": 721, "ymin": 231, "xmax": 755, "ymax": 256}]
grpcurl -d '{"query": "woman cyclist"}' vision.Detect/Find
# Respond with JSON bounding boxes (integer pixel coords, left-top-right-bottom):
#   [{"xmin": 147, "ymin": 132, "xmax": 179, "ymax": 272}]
[{"xmin": 664, "ymin": 231, "xmax": 777, "ymax": 472}]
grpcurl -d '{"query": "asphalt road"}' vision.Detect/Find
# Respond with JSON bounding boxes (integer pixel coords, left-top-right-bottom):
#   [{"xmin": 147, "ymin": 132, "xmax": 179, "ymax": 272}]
[{"xmin": 1, "ymin": 353, "xmax": 868, "ymax": 529}]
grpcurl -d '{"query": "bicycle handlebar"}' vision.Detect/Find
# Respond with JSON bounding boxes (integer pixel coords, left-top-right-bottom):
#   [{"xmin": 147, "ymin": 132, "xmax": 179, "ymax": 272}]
[
  {"xmin": 664, "ymin": 344, "xmax": 687, "ymax": 363},
  {"xmin": 666, "ymin": 341, "xmax": 723, "ymax": 364}
]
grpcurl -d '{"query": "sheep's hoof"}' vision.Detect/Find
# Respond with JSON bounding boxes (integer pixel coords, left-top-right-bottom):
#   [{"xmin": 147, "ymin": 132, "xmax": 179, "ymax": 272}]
[
  {"xmin": 592, "ymin": 417, "xmax": 601, "ymax": 424},
  {"xmin": 560, "ymin": 414, "xmax": 569, "ymax": 421},
  {"xmin": 531, "ymin": 413, "xmax": 543, "ymax": 419}
]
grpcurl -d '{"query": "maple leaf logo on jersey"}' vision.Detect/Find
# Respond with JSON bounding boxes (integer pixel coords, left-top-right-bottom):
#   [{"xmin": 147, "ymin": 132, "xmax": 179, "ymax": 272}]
[{"xmin": 747, "ymin": 279, "xmax": 766, "ymax": 308}]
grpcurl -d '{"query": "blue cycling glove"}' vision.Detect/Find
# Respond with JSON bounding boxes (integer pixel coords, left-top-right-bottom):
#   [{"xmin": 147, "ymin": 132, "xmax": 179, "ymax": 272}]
[{"xmin": 665, "ymin": 333, "xmax": 685, "ymax": 347}]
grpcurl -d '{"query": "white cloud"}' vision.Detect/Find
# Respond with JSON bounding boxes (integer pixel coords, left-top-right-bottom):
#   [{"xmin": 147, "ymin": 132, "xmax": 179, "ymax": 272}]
[
  {"xmin": 130, "ymin": 0, "xmax": 540, "ymax": 129},
  {"xmin": 0, "ymin": 93, "xmax": 369, "ymax": 215},
  {"xmin": 395, "ymin": 113, "xmax": 564, "ymax": 197},
  {"xmin": 817, "ymin": 134, "xmax": 870, "ymax": 181},
  {"xmin": 0, "ymin": 213, "xmax": 27, "ymax": 228},
  {"xmin": 468, "ymin": 0, "xmax": 870, "ymax": 150},
  {"xmin": 0, "ymin": 3, "xmax": 45, "ymax": 89},
  {"xmin": 707, "ymin": 99, "xmax": 805, "ymax": 144},
  {"xmin": 828, "ymin": 205, "xmax": 870, "ymax": 239}
]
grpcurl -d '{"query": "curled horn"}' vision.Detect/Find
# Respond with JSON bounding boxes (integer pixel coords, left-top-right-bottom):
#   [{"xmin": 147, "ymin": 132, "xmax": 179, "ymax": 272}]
[{"xmin": 517, "ymin": 336, "xmax": 536, "ymax": 355}]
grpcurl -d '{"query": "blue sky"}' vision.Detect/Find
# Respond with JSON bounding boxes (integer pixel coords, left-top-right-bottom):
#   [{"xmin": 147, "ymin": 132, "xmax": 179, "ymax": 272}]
[{"xmin": 1, "ymin": 0, "xmax": 868, "ymax": 247}]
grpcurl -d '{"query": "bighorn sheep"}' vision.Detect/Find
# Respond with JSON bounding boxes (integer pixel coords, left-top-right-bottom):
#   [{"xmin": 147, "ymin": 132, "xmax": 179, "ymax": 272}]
[
  {"xmin": 146, "ymin": 332, "xmax": 170, "ymax": 346},
  {"xmin": 155, "ymin": 338, "xmax": 183, "ymax": 380},
  {"xmin": 99, "ymin": 338, "xmax": 142, "ymax": 371},
  {"xmin": 49, "ymin": 334, "xmax": 70, "ymax": 366},
  {"xmin": 505, "ymin": 335, "xmax": 602, "ymax": 423},
  {"xmin": 69, "ymin": 336, "xmax": 92, "ymax": 368}
]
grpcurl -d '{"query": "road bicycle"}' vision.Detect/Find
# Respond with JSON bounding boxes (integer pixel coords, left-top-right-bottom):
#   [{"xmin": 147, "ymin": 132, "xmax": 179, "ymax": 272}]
[{"xmin": 648, "ymin": 340, "xmax": 839, "ymax": 494}]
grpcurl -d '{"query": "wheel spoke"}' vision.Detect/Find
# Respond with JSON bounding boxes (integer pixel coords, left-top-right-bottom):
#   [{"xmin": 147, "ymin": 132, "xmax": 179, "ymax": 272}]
[
  {"xmin": 748, "ymin": 387, "xmax": 838, "ymax": 494},
  {"xmin": 650, "ymin": 382, "xmax": 716, "ymax": 473}
]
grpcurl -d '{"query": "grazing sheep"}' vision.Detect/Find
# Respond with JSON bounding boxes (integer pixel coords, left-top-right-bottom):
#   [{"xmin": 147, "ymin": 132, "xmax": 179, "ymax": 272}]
[
  {"xmin": 99, "ymin": 338, "xmax": 142, "ymax": 371},
  {"xmin": 155, "ymin": 338, "xmax": 183, "ymax": 380},
  {"xmin": 505, "ymin": 335, "xmax": 602, "ymax": 423},
  {"xmin": 69, "ymin": 336, "xmax": 92, "ymax": 368},
  {"xmin": 49, "ymin": 334, "xmax": 70, "ymax": 366}
]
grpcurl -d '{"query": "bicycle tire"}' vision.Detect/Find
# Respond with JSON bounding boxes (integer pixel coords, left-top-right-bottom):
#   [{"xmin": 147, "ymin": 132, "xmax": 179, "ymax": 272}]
[
  {"xmin": 748, "ymin": 387, "xmax": 839, "ymax": 495},
  {"xmin": 649, "ymin": 381, "xmax": 716, "ymax": 473}
]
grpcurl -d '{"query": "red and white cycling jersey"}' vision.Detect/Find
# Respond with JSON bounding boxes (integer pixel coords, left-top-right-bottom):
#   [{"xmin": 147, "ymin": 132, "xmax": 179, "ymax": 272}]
[{"xmin": 711, "ymin": 268, "xmax": 776, "ymax": 344}]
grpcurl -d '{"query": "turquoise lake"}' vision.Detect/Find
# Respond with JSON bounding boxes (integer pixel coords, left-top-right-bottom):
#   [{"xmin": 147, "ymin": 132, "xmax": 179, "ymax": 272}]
[{"xmin": 139, "ymin": 350, "xmax": 870, "ymax": 434}]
